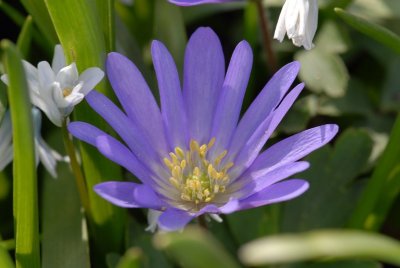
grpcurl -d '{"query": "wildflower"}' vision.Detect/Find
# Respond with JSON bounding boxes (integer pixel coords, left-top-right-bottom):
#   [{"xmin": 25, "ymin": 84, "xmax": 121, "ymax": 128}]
[
  {"xmin": 274, "ymin": 0, "xmax": 318, "ymax": 50},
  {"xmin": 1, "ymin": 45, "xmax": 104, "ymax": 127},
  {"xmin": 68, "ymin": 27, "xmax": 338, "ymax": 231},
  {"xmin": 0, "ymin": 108, "xmax": 66, "ymax": 178}
]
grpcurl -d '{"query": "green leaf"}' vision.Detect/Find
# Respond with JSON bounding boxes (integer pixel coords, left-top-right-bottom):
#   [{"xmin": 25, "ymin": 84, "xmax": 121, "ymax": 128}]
[
  {"xmin": 115, "ymin": 248, "xmax": 142, "ymax": 268},
  {"xmin": 295, "ymin": 48, "xmax": 349, "ymax": 98},
  {"xmin": 96, "ymin": 0, "xmax": 114, "ymax": 52},
  {"xmin": 239, "ymin": 230, "xmax": 400, "ymax": 266},
  {"xmin": 0, "ymin": 1, "xmax": 25, "ymax": 26},
  {"xmin": 154, "ymin": 0, "xmax": 187, "ymax": 73},
  {"xmin": 0, "ymin": 246, "xmax": 14, "ymax": 268},
  {"xmin": 153, "ymin": 226, "xmax": 241, "ymax": 268},
  {"xmin": 2, "ymin": 40, "xmax": 40, "ymax": 268},
  {"xmin": 16, "ymin": 16, "xmax": 33, "ymax": 58},
  {"xmin": 349, "ymin": 115, "xmax": 400, "ymax": 230},
  {"xmin": 42, "ymin": 161, "xmax": 90, "ymax": 268},
  {"xmin": 282, "ymin": 129, "xmax": 373, "ymax": 231},
  {"xmin": 44, "ymin": 0, "xmax": 125, "ymax": 257},
  {"xmin": 19, "ymin": 0, "xmax": 58, "ymax": 46},
  {"xmin": 315, "ymin": 20, "xmax": 350, "ymax": 54},
  {"xmin": 335, "ymin": 8, "xmax": 400, "ymax": 55}
]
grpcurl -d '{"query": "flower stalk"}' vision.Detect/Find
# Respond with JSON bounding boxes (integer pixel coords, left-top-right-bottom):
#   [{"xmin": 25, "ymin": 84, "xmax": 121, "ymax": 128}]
[
  {"xmin": 61, "ymin": 119, "xmax": 90, "ymax": 215},
  {"xmin": 254, "ymin": 0, "xmax": 278, "ymax": 73}
]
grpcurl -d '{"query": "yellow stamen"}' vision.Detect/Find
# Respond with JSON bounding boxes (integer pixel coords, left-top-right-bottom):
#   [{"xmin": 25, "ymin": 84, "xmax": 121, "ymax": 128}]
[{"xmin": 163, "ymin": 138, "xmax": 234, "ymax": 208}]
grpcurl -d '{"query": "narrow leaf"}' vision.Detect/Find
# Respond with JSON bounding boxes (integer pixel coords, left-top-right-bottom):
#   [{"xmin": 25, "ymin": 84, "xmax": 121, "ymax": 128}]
[
  {"xmin": 240, "ymin": 230, "xmax": 400, "ymax": 266},
  {"xmin": 349, "ymin": 115, "xmax": 400, "ymax": 230},
  {"xmin": 44, "ymin": 0, "xmax": 124, "ymax": 258},
  {"xmin": 42, "ymin": 162, "xmax": 90, "ymax": 268},
  {"xmin": 16, "ymin": 16, "xmax": 33, "ymax": 57},
  {"xmin": 335, "ymin": 8, "xmax": 400, "ymax": 54},
  {"xmin": 2, "ymin": 40, "xmax": 40, "ymax": 268}
]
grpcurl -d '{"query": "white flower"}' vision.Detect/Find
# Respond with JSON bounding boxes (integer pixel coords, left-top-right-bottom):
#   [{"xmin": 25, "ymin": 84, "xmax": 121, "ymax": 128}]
[
  {"xmin": 274, "ymin": 0, "xmax": 318, "ymax": 50},
  {"xmin": 0, "ymin": 111, "xmax": 13, "ymax": 171},
  {"xmin": 0, "ymin": 108, "xmax": 67, "ymax": 178},
  {"xmin": 1, "ymin": 45, "xmax": 104, "ymax": 127}
]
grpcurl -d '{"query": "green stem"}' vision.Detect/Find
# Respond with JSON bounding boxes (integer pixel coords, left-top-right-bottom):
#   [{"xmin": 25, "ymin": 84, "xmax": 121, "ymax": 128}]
[
  {"xmin": 254, "ymin": 0, "xmax": 278, "ymax": 73},
  {"xmin": 0, "ymin": 239, "xmax": 15, "ymax": 251},
  {"xmin": 61, "ymin": 119, "xmax": 91, "ymax": 215}
]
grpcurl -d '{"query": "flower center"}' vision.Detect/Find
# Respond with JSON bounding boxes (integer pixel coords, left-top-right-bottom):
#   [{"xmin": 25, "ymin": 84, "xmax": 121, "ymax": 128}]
[
  {"xmin": 163, "ymin": 138, "xmax": 234, "ymax": 205},
  {"xmin": 62, "ymin": 87, "xmax": 72, "ymax": 97}
]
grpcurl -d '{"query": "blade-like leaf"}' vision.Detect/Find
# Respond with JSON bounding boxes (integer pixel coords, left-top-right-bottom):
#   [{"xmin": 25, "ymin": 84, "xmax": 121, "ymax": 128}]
[
  {"xmin": 240, "ymin": 230, "xmax": 400, "ymax": 266},
  {"xmin": 44, "ymin": 0, "xmax": 124, "ymax": 258},
  {"xmin": 2, "ymin": 40, "xmax": 40, "ymax": 268},
  {"xmin": 42, "ymin": 161, "xmax": 90, "ymax": 268},
  {"xmin": 335, "ymin": 8, "xmax": 400, "ymax": 55},
  {"xmin": 16, "ymin": 16, "xmax": 33, "ymax": 58},
  {"xmin": 349, "ymin": 115, "xmax": 400, "ymax": 230},
  {"xmin": 19, "ymin": 0, "xmax": 57, "ymax": 46}
]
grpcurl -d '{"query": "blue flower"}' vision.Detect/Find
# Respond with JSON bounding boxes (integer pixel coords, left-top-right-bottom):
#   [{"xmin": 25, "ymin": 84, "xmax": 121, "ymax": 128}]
[{"xmin": 68, "ymin": 27, "xmax": 337, "ymax": 231}]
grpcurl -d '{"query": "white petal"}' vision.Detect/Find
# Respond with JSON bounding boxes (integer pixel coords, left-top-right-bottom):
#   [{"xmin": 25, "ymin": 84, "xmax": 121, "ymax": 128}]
[
  {"xmin": 78, "ymin": 67, "xmax": 104, "ymax": 95},
  {"xmin": 145, "ymin": 209, "xmax": 162, "ymax": 232},
  {"xmin": 1, "ymin": 74, "xmax": 9, "ymax": 85},
  {"xmin": 0, "ymin": 145, "xmax": 13, "ymax": 171},
  {"xmin": 0, "ymin": 112, "xmax": 13, "ymax": 170},
  {"xmin": 36, "ymin": 137, "xmax": 58, "ymax": 178},
  {"xmin": 38, "ymin": 61, "xmax": 56, "ymax": 89},
  {"xmin": 22, "ymin": 60, "xmax": 40, "ymax": 93},
  {"xmin": 273, "ymin": 0, "xmax": 289, "ymax": 42},
  {"xmin": 56, "ymin": 63, "xmax": 79, "ymax": 89},
  {"xmin": 40, "ymin": 83, "xmax": 64, "ymax": 127},
  {"xmin": 52, "ymin": 44, "xmax": 66, "ymax": 73}
]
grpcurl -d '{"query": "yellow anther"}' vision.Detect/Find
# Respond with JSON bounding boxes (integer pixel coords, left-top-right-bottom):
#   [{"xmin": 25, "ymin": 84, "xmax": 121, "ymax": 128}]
[
  {"xmin": 208, "ymin": 137, "xmax": 216, "ymax": 149},
  {"xmin": 62, "ymin": 88, "xmax": 72, "ymax": 97},
  {"xmin": 207, "ymin": 164, "xmax": 213, "ymax": 176},
  {"xmin": 203, "ymin": 189, "xmax": 210, "ymax": 197},
  {"xmin": 193, "ymin": 167, "xmax": 200, "ymax": 177},
  {"xmin": 175, "ymin": 147, "xmax": 185, "ymax": 158},
  {"xmin": 190, "ymin": 140, "xmax": 200, "ymax": 152},
  {"xmin": 181, "ymin": 194, "xmax": 191, "ymax": 201},
  {"xmin": 163, "ymin": 158, "xmax": 173, "ymax": 169},
  {"xmin": 214, "ymin": 185, "xmax": 220, "ymax": 193},
  {"xmin": 169, "ymin": 177, "xmax": 180, "ymax": 188},
  {"xmin": 214, "ymin": 150, "xmax": 228, "ymax": 166},
  {"xmin": 205, "ymin": 197, "xmax": 212, "ymax": 202},
  {"xmin": 180, "ymin": 160, "xmax": 187, "ymax": 169},
  {"xmin": 172, "ymin": 166, "xmax": 181, "ymax": 179},
  {"xmin": 169, "ymin": 152, "xmax": 178, "ymax": 164}
]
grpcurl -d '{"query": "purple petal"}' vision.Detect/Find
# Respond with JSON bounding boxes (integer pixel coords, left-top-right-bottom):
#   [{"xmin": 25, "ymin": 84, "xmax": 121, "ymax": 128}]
[
  {"xmin": 95, "ymin": 135, "xmax": 156, "ymax": 186},
  {"xmin": 85, "ymin": 91, "xmax": 160, "ymax": 169},
  {"xmin": 249, "ymin": 124, "xmax": 339, "ymax": 173},
  {"xmin": 94, "ymin": 182, "xmax": 165, "ymax": 209},
  {"xmin": 231, "ymin": 161, "xmax": 310, "ymax": 199},
  {"xmin": 227, "ymin": 62, "xmax": 300, "ymax": 161},
  {"xmin": 169, "ymin": 0, "xmax": 233, "ymax": 6},
  {"xmin": 183, "ymin": 27, "xmax": 225, "ymax": 144},
  {"xmin": 210, "ymin": 40, "xmax": 253, "ymax": 156},
  {"xmin": 230, "ymin": 83, "xmax": 304, "ymax": 178},
  {"xmin": 158, "ymin": 208, "xmax": 194, "ymax": 231},
  {"xmin": 68, "ymin": 121, "xmax": 105, "ymax": 146},
  {"xmin": 106, "ymin": 52, "xmax": 168, "ymax": 155},
  {"xmin": 219, "ymin": 179, "xmax": 309, "ymax": 214},
  {"xmin": 151, "ymin": 40, "xmax": 188, "ymax": 149},
  {"xmin": 68, "ymin": 121, "xmax": 156, "ymax": 186}
]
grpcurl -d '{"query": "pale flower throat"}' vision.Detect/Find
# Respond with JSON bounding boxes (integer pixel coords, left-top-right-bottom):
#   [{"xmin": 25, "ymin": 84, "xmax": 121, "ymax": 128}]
[{"xmin": 163, "ymin": 138, "xmax": 234, "ymax": 206}]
